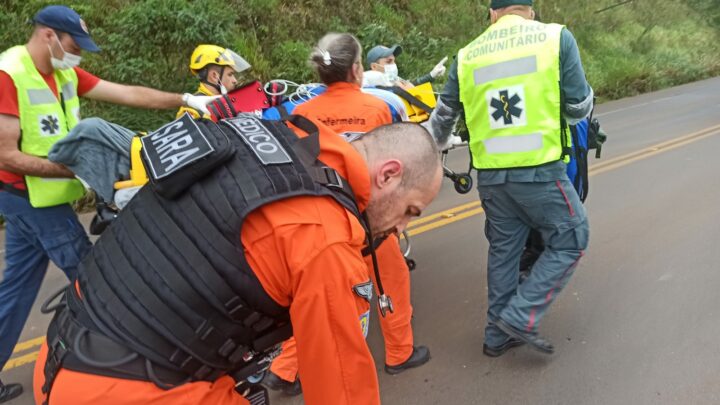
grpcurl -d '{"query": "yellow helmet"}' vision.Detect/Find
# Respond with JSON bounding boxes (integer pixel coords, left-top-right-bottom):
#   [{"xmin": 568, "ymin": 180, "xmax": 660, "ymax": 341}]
[{"xmin": 188, "ymin": 44, "xmax": 251, "ymax": 76}]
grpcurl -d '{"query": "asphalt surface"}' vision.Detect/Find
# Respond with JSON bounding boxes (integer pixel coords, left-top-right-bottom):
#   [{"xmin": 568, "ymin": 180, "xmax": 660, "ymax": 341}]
[{"xmin": 2, "ymin": 76, "xmax": 720, "ymax": 404}]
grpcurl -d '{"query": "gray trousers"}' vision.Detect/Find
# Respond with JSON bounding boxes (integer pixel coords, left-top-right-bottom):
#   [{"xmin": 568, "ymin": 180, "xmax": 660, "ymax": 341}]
[{"xmin": 478, "ymin": 177, "xmax": 589, "ymax": 347}]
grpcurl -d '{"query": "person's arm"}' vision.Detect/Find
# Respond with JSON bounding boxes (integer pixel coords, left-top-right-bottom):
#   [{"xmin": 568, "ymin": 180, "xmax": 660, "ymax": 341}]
[
  {"xmin": 412, "ymin": 56, "xmax": 447, "ymax": 86},
  {"xmin": 83, "ymin": 79, "xmax": 183, "ymax": 109},
  {"xmin": 291, "ymin": 242, "xmax": 380, "ymax": 405},
  {"xmin": 428, "ymin": 58, "xmax": 463, "ymax": 147},
  {"xmin": 560, "ymin": 28, "xmax": 594, "ymax": 124},
  {"xmin": 84, "ymin": 80, "xmax": 219, "ymax": 114},
  {"xmin": 411, "ymin": 73, "xmax": 434, "ymax": 86},
  {"xmin": 0, "ymin": 114, "xmax": 74, "ymax": 177}
]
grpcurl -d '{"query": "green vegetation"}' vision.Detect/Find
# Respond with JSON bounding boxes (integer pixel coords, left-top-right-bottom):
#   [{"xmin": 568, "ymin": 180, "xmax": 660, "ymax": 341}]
[
  {"xmin": 0, "ymin": 0, "xmax": 717, "ymax": 219},
  {"xmin": 1, "ymin": 0, "xmax": 719, "ymax": 131}
]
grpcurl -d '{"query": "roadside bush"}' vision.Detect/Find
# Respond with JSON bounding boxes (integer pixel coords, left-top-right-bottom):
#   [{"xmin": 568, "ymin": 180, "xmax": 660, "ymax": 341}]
[{"xmin": 0, "ymin": 0, "xmax": 717, "ymax": 128}]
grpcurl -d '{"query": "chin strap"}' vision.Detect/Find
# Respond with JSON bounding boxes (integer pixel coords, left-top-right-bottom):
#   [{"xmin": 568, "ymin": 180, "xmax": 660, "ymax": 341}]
[{"xmin": 199, "ymin": 66, "xmax": 227, "ymax": 95}]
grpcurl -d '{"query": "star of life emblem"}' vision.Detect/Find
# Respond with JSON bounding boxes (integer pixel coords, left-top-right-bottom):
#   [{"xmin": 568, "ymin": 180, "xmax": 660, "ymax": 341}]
[
  {"xmin": 486, "ymin": 85, "xmax": 527, "ymax": 129},
  {"xmin": 38, "ymin": 114, "xmax": 61, "ymax": 137}
]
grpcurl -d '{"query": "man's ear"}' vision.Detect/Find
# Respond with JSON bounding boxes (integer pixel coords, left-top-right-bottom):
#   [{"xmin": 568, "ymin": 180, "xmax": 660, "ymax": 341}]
[
  {"xmin": 489, "ymin": 9, "xmax": 498, "ymax": 24},
  {"xmin": 376, "ymin": 159, "xmax": 403, "ymax": 189},
  {"xmin": 44, "ymin": 27, "xmax": 56, "ymax": 43},
  {"xmin": 207, "ymin": 68, "xmax": 219, "ymax": 83},
  {"xmin": 370, "ymin": 62, "xmax": 383, "ymax": 72}
]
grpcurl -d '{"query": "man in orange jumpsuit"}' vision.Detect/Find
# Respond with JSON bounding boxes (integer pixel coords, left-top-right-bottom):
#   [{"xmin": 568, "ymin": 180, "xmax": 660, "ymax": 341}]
[
  {"xmin": 264, "ymin": 78, "xmax": 432, "ymax": 395},
  {"xmin": 33, "ymin": 117, "xmax": 443, "ymax": 405}
]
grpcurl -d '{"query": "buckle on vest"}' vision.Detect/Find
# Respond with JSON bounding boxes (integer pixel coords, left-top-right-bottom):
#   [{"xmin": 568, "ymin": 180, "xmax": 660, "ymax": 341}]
[
  {"xmin": 322, "ymin": 167, "xmax": 343, "ymax": 189},
  {"xmin": 42, "ymin": 336, "xmax": 68, "ymax": 395}
]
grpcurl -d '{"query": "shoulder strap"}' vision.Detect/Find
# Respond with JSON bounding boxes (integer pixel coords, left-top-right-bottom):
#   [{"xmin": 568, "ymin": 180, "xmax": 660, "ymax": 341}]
[{"xmin": 283, "ymin": 115, "xmax": 362, "ymax": 219}]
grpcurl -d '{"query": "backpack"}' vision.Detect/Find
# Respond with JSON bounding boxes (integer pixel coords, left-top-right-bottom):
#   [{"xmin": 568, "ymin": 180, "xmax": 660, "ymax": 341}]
[{"xmin": 567, "ymin": 115, "xmax": 608, "ymax": 202}]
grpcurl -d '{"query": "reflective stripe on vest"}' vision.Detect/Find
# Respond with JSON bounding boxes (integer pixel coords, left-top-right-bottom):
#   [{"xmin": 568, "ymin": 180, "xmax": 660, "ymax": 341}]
[
  {"xmin": 0, "ymin": 46, "xmax": 84, "ymax": 207},
  {"xmin": 458, "ymin": 15, "xmax": 567, "ymax": 170}
]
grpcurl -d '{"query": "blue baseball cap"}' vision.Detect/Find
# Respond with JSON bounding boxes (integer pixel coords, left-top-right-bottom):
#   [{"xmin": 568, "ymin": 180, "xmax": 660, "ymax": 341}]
[
  {"xmin": 32, "ymin": 5, "xmax": 100, "ymax": 52},
  {"xmin": 366, "ymin": 45, "xmax": 402, "ymax": 67}
]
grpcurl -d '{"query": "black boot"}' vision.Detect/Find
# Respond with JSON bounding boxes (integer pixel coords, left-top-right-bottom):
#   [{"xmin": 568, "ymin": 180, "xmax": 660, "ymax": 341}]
[
  {"xmin": 495, "ymin": 318, "xmax": 554, "ymax": 354},
  {"xmin": 384, "ymin": 346, "xmax": 431, "ymax": 375},
  {"xmin": 483, "ymin": 337, "xmax": 525, "ymax": 357},
  {"xmin": 0, "ymin": 380, "xmax": 23, "ymax": 403}
]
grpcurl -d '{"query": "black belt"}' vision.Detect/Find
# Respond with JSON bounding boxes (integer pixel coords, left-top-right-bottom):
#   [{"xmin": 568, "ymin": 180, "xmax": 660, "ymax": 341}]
[{"xmin": 0, "ymin": 181, "xmax": 28, "ymax": 198}]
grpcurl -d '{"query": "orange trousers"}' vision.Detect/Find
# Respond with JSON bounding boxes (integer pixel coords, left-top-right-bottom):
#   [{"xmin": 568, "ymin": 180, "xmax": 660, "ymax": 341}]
[
  {"xmin": 270, "ymin": 235, "xmax": 414, "ymax": 382},
  {"xmin": 33, "ymin": 343, "xmax": 250, "ymax": 405}
]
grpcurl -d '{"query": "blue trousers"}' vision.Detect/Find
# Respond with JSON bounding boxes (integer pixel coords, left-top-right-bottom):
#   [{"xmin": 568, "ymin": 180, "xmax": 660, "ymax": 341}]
[
  {"xmin": 478, "ymin": 178, "xmax": 589, "ymax": 347},
  {"xmin": 0, "ymin": 192, "xmax": 91, "ymax": 370}
]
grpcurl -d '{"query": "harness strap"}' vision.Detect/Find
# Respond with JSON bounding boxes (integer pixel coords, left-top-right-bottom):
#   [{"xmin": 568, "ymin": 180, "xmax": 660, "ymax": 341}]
[
  {"xmin": 379, "ymin": 86, "xmax": 434, "ymax": 114},
  {"xmin": 40, "ymin": 304, "xmax": 69, "ymax": 405}
]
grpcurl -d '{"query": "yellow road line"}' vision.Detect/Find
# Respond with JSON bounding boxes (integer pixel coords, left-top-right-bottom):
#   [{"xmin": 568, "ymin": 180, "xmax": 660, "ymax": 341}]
[
  {"xmin": 5, "ymin": 124, "xmax": 720, "ymax": 372},
  {"xmin": 5, "ymin": 350, "xmax": 39, "ymax": 370},
  {"xmin": 407, "ymin": 201, "xmax": 480, "ymax": 229},
  {"xmin": 408, "ymin": 124, "xmax": 720, "ymax": 238},
  {"xmin": 11, "ymin": 336, "xmax": 44, "ymax": 355},
  {"xmin": 408, "ymin": 207, "xmax": 485, "ymax": 236},
  {"xmin": 589, "ymin": 124, "xmax": 720, "ymax": 176}
]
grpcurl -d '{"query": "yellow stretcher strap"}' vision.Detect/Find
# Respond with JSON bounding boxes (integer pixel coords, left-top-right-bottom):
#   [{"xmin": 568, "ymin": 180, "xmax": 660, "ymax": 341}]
[
  {"xmin": 400, "ymin": 82, "xmax": 437, "ymax": 123},
  {"xmin": 114, "ymin": 134, "xmax": 149, "ymax": 190}
]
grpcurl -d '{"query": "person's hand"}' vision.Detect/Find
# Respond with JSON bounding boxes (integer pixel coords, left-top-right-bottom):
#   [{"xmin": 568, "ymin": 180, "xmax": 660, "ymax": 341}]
[
  {"xmin": 182, "ymin": 93, "xmax": 222, "ymax": 116},
  {"xmin": 430, "ymin": 56, "xmax": 448, "ymax": 78},
  {"xmin": 396, "ymin": 80, "xmax": 415, "ymax": 90}
]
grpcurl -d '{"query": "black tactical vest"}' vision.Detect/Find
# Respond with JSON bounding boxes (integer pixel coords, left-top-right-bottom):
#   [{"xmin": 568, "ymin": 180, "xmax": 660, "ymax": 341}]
[{"xmin": 42, "ymin": 114, "xmax": 366, "ymax": 394}]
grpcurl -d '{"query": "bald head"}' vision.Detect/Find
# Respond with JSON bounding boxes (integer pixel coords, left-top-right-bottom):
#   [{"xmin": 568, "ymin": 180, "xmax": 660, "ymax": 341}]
[
  {"xmin": 490, "ymin": 5, "xmax": 534, "ymax": 22},
  {"xmin": 353, "ymin": 122, "xmax": 441, "ymax": 190},
  {"xmin": 352, "ymin": 122, "xmax": 443, "ymax": 237}
]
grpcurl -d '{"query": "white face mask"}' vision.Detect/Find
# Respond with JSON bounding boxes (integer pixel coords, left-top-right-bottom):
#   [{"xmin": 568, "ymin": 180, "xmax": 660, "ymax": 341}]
[
  {"xmin": 48, "ymin": 36, "xmax": 82, "ymax": 70},
  {"xmin": 383, "ymin": 63, "xmax": 399, "ymax": 82}
]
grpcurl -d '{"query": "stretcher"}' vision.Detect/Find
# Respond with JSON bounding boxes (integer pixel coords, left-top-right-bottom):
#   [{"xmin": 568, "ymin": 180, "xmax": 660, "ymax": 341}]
[{"xmin": 441, "ymin": 142, "xmax": 474, "ymax": 194}]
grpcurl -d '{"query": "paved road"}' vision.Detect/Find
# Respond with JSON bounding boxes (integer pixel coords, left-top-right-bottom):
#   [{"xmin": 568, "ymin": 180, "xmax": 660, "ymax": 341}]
[{"xmin": 2, "ymin": 77, "xmax": 720, "ymax": 404}]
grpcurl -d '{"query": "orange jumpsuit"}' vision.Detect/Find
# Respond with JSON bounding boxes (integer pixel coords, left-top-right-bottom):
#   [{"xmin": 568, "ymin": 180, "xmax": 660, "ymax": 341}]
[
  {"xmin": 34, "ymin": 119, "xmax": 381, "ymax": 404},
  {"xmin": 269, "ymin": 82, "xmax": 416, "ymax": 385}
]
